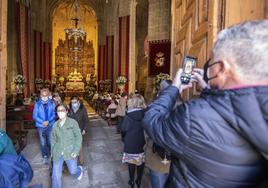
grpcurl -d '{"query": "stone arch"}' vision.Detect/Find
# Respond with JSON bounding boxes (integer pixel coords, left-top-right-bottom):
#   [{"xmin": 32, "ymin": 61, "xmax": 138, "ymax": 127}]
[{"xmin": 49, "ymin": 0, "xmax": 99, "ymax": 77}]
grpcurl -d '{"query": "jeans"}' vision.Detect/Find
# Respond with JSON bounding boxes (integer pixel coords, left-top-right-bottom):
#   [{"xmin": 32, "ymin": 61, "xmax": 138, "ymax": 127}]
[
  {"xmin": 37, "ymin": 126, "xmax": 52, "ymax": 158},
  {"xmin": 52, "ymin": 156, "xmax": 81, "ymax": 188},
  {"xmin": 149, "ymin": 169, "xmax": 169, "ymax": 188}
]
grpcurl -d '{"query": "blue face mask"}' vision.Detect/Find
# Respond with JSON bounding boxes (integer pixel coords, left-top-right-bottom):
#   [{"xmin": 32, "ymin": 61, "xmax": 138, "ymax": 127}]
[{"xmin": 72, "ymin": 102, "xmax": 79, "ymax": 109}]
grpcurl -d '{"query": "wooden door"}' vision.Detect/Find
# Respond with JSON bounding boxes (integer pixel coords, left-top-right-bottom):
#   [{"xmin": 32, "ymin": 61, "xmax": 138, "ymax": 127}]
[
  {"xmin": 223, "ymin": 0, "xmax": 267, "ymax": 27},
  {"xmin": 172, "ymin": 0, "xmax": 223, "ymax": 99},
  {"xmin": 171, "ymin": 0, "xmax": 268, "ymax": 100},
  {"xmin": 0, "ymin": 0, "xmax": 7, "ymax": 130}
]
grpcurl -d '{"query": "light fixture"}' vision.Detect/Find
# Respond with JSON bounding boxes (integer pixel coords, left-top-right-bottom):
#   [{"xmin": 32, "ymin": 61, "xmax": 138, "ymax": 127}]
[{"xmin": 64, "ymin": 0, "xmax": 86, "ymax": 50}]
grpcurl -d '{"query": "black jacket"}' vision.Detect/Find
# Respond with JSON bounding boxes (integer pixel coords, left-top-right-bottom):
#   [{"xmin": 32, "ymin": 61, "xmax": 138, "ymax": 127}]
[
  {"xmin": 69, "ymin": 103, "xmax": 89, "ymax": 131},
  {"xmin": 121, "ymin": 109, "xmax": 146, "ymax": 154},
  {"xmin": 143, "ymin": 86, "xmax": 268, "ymax": 188}
]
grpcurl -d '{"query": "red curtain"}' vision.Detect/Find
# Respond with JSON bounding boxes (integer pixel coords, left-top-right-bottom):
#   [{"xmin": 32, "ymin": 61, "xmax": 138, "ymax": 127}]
[
  {"xmin": 16, "ymin": 2, "xmax": 30, "ymax": 96},
  {"xmin": 43, "ymin": 42, "xmax": 52, "ymax": 80},
  {"xmin": 118, "ymin": 16, "xmax": 130, "ymax": 92},
  {"xmin": 34, "ymin": 31, "xmax": 43, "ymax": 81},
  {"xmin": 98, "ymin": 45, "xmax": 106, "ymax": 81},
  {"xmin": 106, "ymin": 35, "xmax": 114, "ymax": 89}
]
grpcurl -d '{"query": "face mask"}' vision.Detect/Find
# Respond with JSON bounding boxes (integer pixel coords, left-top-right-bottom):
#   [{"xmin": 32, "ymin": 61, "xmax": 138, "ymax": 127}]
[
  {"xmin": 203, "ymin": 59, "xmax": 220, "ymax": 83},
  {"xmin": 57, "ymin": 112, "xmax": 67, "ymax": 119},
  {"xmin": 41, "ymin": 97, "xmax": 48, "ymax": 102},
  {"xmin": 72, "ymin": 102, "xmax": 79, "ymax": 109}
]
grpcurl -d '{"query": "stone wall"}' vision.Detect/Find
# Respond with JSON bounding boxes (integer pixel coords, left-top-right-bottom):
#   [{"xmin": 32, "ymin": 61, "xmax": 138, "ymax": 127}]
[
  {"xmin": 136, "ymin": 0, "xmax": 149, "ymax": 95},
  {"xmin": 148, "ymin": 0, "xmax": 171, "ymax": 41}
]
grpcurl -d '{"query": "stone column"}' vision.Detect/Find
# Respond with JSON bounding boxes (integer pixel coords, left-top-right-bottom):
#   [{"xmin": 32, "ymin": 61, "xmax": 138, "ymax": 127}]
[
  {"xmin": 128, "ymin": 0, "xmax": 137, "ymax": 93},
  {"xmin": 0, "ymin": 0, "xmax": 8, "ymax": 130},
  {"xmin": 145, "ymin": 0, "xmax": 171, "ymax": 102}
]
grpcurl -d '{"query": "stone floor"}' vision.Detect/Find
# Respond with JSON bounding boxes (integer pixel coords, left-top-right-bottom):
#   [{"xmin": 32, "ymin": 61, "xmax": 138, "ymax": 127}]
[{"xmin": 22, "ymin": 103, "xmax": 151, "ymax": 188}]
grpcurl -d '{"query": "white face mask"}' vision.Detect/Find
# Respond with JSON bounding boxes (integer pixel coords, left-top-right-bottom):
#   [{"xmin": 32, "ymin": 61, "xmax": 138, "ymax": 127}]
[
  {"xmin": 41, "ymin": 96, "xmax": 48, "ymax": 102},
  {"xmin": 57, "ymin": 112, "xmax": 67, "ymax": 119}
]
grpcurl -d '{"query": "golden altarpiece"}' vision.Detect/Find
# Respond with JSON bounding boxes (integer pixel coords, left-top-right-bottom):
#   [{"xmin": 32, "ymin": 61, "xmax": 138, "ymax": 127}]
[{"xmin": 55, "ymin": 34, "xmax": 95, "ymax": 78}]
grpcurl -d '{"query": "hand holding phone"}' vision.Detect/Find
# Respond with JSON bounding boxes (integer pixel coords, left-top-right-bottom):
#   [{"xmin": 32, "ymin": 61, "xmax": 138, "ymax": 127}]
[{"xmin": 180, "ymin": 56, "xmax": 197, "ymax": 84}]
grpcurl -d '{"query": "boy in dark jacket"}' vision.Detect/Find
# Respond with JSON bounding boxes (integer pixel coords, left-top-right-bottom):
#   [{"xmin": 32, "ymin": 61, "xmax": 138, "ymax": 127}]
[{"xmin": 144, "ymin": 20, "xmax": 268, "ymax": 187}]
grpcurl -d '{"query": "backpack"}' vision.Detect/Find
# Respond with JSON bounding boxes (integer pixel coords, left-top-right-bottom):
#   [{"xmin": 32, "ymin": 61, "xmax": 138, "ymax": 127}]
[{"xmin": 152, "ymin": 143, "xmax": 171, "ymax": 161}]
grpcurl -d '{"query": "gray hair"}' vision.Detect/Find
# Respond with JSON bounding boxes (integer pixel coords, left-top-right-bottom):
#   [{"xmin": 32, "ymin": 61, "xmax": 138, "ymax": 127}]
[{"xmin": 213, "ymin": 20, "xmax": 268, "ymax": 80}]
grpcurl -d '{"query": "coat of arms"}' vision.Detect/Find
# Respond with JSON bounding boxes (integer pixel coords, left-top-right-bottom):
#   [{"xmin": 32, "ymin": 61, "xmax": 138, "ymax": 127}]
[{"xmin": 154, "ymin": 52, "xmax": 165, "ymax": 67}]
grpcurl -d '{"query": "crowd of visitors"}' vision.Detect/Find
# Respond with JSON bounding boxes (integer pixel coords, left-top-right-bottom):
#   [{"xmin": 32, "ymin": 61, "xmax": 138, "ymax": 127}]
[{"xmin": 2, "ymin": 20, "xmax": 268, "ymax": 188}]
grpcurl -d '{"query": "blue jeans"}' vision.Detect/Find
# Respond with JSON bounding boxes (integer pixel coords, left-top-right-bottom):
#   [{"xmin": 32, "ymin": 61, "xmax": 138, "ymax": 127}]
[
  {"xmin": 52, "ymin": 156, "xmax": 81, "ymax": 188},
  {"xmin": 149, "ymin": 169, "xmax": 169, "ymax": 188},
  {"xmin": 37, "ymin": 126, "xmax": 52, "ymax": 158}
]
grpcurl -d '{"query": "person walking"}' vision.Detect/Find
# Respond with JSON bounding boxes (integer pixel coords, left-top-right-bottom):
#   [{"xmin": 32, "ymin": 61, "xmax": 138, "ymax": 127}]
[
  {"xmin": 33, "ymin": 88, "xmax": 56, "ymax": 164},
  {"xmin": 68, "ymin": 96, "xmax": 90, "ymax": 165},
  {"xmin": 51, "ymin": 104, "xmax": 83, "ymax": 188},
  {"xmin": 115, "ymin": 92, "xmax": 127, "ymax": 133},
  {"xmin": 121, "ymin": 93, "xmax": 146, "ymax": 188}
]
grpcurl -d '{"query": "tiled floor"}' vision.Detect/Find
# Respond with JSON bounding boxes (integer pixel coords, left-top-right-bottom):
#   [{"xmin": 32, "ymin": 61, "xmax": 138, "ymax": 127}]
[{"xmin": 23, "ymin": 103, "xmax": 151, "ymax": 188}]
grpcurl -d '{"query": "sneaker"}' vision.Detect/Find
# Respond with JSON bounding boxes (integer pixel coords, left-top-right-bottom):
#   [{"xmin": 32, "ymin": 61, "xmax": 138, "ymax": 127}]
[
  {"xmin": 77, "ymin": 166, "xmax": 83, "ymax": 180},
  {"xmin": 42, "ymin": 157, "xmax": 49, "ymax": 165}
]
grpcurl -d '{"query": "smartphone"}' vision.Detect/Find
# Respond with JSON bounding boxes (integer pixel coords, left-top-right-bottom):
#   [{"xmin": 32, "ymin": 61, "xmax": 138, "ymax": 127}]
[{"xmin": 180, "ymin": 56, "xmax": 197, "ymax": 84}]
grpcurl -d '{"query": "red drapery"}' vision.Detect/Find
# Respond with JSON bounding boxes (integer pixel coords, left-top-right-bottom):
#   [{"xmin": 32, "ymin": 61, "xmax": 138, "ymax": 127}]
[
  {"xmin": 98, "ymin": 45, "xmax": 106, "ymax": 82},
  {"xmin": 118, "ymin": 16, "xmax": 130, "ymax": 92},
  {"xmin": 43, "ymin": 42, "xmax": 52, "ymax": 80},
  {"xmin": 106, "ymin": 35, "xmax": 114, "ymax": 90},
  {"xmin": 34, "ymin": 30, "xmax": 43, "ymax": 81},
  {"xmin": 148, "ymin": 40, "xmax": 171, "ymax": 76},
  {"xmin": 16, "ymin": 2, "xmax": 30, "ymax": 96}
]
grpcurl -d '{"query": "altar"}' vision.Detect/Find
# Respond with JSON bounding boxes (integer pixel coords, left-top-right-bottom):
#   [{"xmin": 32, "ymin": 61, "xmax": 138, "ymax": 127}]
[{"xmin": 65, "ymin": 69, "xmax": 85, "ymax": 92}]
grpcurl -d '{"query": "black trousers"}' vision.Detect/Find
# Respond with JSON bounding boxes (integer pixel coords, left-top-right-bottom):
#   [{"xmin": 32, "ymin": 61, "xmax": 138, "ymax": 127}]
[{"xmin": 128, "ymin": 163, "xmax": 145, "ymax": 184}]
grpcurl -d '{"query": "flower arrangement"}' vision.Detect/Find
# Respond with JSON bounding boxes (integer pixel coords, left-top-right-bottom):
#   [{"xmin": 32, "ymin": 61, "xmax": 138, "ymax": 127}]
[
  {"xmin": 35, "ymin": 78, "xmax": 43, "ymax": 84},
  {"xmin": 116, "ymin": 76, "xmax": 127, "ymax": 85},
  {"xmin": 104, "ymin": 79, "xmax": 112, "ymax": 85},
  {"xmin": 153, "ymin": 73, "xmax": 171, "ymax": 92},
  {"xmin": 14, "ymin": 74, "xmax": 26, "ymax": 85}
]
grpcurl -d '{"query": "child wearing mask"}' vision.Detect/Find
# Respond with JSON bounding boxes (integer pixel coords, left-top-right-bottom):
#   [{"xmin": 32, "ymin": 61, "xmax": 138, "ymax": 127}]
[
  {"xmin": 51, "ymin": 104, "xmax": 83, "ymax": 188},
  {"xmin": 68, "ymin": 96, "xmax": 90, "ymax": 165}
]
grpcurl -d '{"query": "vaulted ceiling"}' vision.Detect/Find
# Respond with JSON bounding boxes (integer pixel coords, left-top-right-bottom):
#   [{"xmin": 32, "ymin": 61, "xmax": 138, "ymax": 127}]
[{"xmin": 47, "ymin": 0, "xmax": 113, "ymax": 21}]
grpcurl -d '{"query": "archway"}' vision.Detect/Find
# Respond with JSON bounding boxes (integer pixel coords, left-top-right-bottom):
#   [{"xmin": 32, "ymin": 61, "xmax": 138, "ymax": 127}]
[{"xmin": 51, "ymin": 1, "xmax": 98, "ymax": 78}]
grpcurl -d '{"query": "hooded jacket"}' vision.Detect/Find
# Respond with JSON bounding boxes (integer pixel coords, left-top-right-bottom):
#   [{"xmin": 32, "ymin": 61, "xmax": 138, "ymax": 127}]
[
  {"xmin": 143, "ymin": 86, "xmax": 268, "ymax": 188},
  {"xmin": 32, "ymin": 98, "xmax": 56, "ymax": 128},
  {"xmin": 121, "ymin": 109, "xmax": 146, "ymax": 154}
]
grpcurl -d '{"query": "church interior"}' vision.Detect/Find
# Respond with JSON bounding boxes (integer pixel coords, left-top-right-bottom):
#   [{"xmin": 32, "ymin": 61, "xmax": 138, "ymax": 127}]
[{"xmin": 0, "ymin": 0, "xmax": 268, "ymax": 187}]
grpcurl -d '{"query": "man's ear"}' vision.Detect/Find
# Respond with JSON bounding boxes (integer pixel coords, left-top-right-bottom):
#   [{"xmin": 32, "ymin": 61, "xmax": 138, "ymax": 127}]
[{"xmin": 218, "ymin": 60, "xmax": 232, "ymax": 76}]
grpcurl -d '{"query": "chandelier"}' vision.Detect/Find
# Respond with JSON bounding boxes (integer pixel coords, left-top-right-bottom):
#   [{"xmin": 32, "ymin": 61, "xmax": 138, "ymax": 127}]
[{"xmin": 64, "ymin": 0, "xmax": 86, "ymax": 51}]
